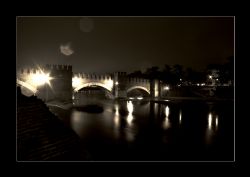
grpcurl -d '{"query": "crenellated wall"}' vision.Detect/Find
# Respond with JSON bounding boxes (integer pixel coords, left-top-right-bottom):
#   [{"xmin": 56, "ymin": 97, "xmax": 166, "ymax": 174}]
[
  {"xmin": 17, "ymin": 65, "xmax": 161, "ymax": 100},
  {"xmin": 73, "ymin": 73, "xmax": 112, "ymax": 80},
  {"xmin": 72, "ymin": 71, "xmax": 160, "ymax": 98},
  {"xmin": 45, "ymin": 64, "xmax": 72, "ymax": 71},
  {"xmin": 17, "ymin": 64, "xmax": 72, "ymax": 102},
  {"xmin": 112, "ymin": 72, "xmax": 151, "ymax": 98},
  {"xmin": 46, "ymin": 64, "xmax": 72, "ymax": 102}
]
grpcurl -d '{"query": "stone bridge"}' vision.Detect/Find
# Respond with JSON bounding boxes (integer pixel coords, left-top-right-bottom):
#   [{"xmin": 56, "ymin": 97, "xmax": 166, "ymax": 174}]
[
  {"xmin": 72, "ymin": 72, "xmax": 158, "ymax": 98},
  {"xmin": 17, "ymin": 65, "xmax": 161, "ymax": 102}
]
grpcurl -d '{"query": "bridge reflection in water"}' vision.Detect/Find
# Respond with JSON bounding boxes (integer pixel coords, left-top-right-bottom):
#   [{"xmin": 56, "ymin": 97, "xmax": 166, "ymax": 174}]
[{"xmin": 58, "ymin": 95, "xmax": 234, "ymax": 161}]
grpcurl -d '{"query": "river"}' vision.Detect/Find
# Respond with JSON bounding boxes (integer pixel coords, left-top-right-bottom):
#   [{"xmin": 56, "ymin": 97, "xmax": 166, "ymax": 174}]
[{"xmin": 49, "ymin": 96, "xmax": 234, "ymax": 161}]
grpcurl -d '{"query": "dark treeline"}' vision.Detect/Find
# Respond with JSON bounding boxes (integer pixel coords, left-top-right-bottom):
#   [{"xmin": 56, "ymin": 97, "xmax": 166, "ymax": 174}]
[{"xmin": 128, "ymin": 56, "xmax": 234, "ymax": 86}]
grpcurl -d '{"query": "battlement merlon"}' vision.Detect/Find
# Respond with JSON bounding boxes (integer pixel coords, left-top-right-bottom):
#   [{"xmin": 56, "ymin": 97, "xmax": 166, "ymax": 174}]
[
  {"xmin": 73, "ymin": 73, "xmax": 112, "ymax": 80},
  {"xmin": 114, "ymin": 72, "xmax": 127, "ymax": 76},
  {"xmin": 17, "ymin": 65, "xmax": 73, "ymax": 77},
  {"xmin": 45, "ymin": 64, "xmax": 72, "ymax": 71},
  {"xmin": 17, "ymin": 68, "xmax": 46, "ymax": 75}
]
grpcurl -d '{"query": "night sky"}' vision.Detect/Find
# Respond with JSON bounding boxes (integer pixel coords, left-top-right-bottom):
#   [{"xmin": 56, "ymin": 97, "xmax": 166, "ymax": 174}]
[{"xmin": 17, "ymin": 16, "xmax": 234, "ymax": 73}]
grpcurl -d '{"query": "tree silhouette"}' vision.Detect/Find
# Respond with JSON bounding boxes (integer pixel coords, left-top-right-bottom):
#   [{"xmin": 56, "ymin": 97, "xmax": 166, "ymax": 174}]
[
  {"xmin": 128, "ymin": 70, "xmax": 143, "ymax": 78},
  {"xmin": 160, "ymin": 64, "xmax": 172, "ymax": 83},
  {"xmin": 145, "ymin": 66, "xmax": 160, "ymax": 80},
  {"xmin": 172, "ymin": 64, "xmax": 184, "ymax": 85}
]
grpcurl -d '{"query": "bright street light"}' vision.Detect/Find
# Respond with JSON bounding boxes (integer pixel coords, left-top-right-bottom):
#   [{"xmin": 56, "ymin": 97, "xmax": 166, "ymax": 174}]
[
  {"xmin": 31, "ymin": 72, "xmax": 51, "ymax": 86},
  {"xmin": 72, "ymin": 77, "xmax": 81, "ymax": 88},
  {"xmin": 164, "ymin": 86, "xmax": 170, "ymax": 91},
  {"xmin": 115, "ymin": 81, "xmax": 119, "ymax": 85},
  {"xmin": 105, "ymin": 79, "xmax": 114, "ymax": 89}
]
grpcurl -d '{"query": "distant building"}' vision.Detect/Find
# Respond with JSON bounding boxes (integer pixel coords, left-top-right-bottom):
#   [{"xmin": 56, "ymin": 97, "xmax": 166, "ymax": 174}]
[{"xmin": 207, "ymin": 69, "xmax": 220, "ymax": 86}]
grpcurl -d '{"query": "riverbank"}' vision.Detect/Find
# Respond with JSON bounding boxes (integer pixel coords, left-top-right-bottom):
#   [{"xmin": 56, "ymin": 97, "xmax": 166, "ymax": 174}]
[
  {"xmin": 46, "ymin": 100, "xmax": 73, "ymax": 110},
  {"xmin": 155, "ymin": 96, "xmax": 234, "ymax": 102},
  {"xmin": 17, "ymin": 87, "xmax": 89, "ymax": 161},
  {"xmin": 120, "ymin": 96, "xmax": 234, "ymax": 102}
]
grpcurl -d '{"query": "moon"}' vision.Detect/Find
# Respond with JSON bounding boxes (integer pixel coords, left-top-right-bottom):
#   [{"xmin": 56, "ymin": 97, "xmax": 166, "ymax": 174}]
[
  {"xmin": 80, "ymin": 17, "xmax": 94, "ymax": 32},
  {"xmin": 60, "ymin": 43, "xmax": 74, "ymax": 56}
]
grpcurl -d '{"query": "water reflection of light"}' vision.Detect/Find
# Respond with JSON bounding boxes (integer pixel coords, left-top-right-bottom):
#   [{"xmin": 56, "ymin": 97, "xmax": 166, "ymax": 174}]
[
  {"xmin": 154, "ymin": 103, "xmax": 158, "ymax": 114},
  {"xmin": 127, "ymin": 113, "xmax": 133, "ymax": 125},
  {"xmin": 114, "ymin": 116, "xmax": 119, "ymax": 126},
  {"xmin": 215, "ymin": 116, "xmax": 218, "ymax": 128},
  {"xmin": 71, "ymin": 111, "xmax": 82, "ymax": 123},
  {"xmin": 163, "ymin": 117, "xmax": 170, "ymax": 129},
  {"xmin": 127, "ymin": 101, "xmax": 134, "ymax": 126},
  {"xmin": 126, "ymin": 129, "xmax": 134, "ymax": 142},
  {"xmin": 70, "ymin": 110, "xmax": 84, "ymax": 137},
  {"xmin": 163, "ymin": 106, "xmax": 170, "ymax": 129},
  {"xmin": 206, "ymin": 112, "xmax": 213, "ymax": 144},
  {"xmin": 125, "ymin": 101, "xmax": 135, "ymax": 141},
  {"xmin": 113, "ymin": 104, "xmax": 120, "ymax": 139},
  {"xmin": 206, "ymin": 112, "xmax": 219, "ymax": 145},
  {"xmin": 208, "ymin": 113, "xmax": 212, "ymax": 129},
  {"xmin": 127, "ymin": 101, "xmax": 134, "ymax": 113},
  {"xmin": 179, "ymin": 110, "xmax": 182, "ymax": 124},
  {"xmin": 114, "ymin": 104, "xmax": 119, "ymax": 126},
  {"xmin": 115, "ymin": 104, "xmax": 119, "ymax": 116},
  {"xmin": 165, "ymin": 106, "xmax": 170, "ymax": 117}
]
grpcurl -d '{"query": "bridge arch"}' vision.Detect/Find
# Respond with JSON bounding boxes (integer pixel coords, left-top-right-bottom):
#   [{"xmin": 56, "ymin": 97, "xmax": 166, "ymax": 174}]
[
  {"xmin": 126, "ymin": 86, "xmax": 150, "ymax": 95},
  {"xmin": 74, "ymin": 82, "xmax": 113, "ymax": 92},
  {"xmin": 16, "ymin": 79, "xmax": 37, "ymax": 94}
]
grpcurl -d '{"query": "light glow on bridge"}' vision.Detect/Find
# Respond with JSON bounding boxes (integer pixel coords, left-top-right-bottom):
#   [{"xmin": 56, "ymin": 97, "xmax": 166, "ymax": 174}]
[
  {"xmin": 30, "ymin": 72, "xmax": 52, "ymax": 86},
  {"xmin": 105, "ymin": 79, "xmax": 114, "ymax": 89},
  {"xmin": 164, "ymin": 86, "xmax": 170, "ymax": 90},
  {"xmin": 17, "ymin": 79, "xmax": 38, "ymax": 94},
  {"xmin": 127, "ymin": 86, "xmax": 150, "ymax": 95},
  {"xmin": 72, "ymin": 77, "xmax": 82, "ymax": 88}
]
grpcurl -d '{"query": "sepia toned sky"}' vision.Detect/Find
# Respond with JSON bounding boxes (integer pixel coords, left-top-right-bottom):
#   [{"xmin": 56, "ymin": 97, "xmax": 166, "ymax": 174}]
[{"xmin": 16, "ymin": 16, "xmax": 234, "ymax": 73}]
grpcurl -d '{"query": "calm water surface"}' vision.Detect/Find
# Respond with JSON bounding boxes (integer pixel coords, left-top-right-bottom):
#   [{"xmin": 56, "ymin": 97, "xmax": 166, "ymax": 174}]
[{"xmin": 51, "ymin": 96, "xmax": 234, "ymax": 161}]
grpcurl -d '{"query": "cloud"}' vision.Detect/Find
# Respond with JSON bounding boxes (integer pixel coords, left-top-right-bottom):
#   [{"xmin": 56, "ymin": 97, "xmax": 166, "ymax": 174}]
[{"xmin": 60, "ymin": 43, "xmax": 74, "ymax": 56}]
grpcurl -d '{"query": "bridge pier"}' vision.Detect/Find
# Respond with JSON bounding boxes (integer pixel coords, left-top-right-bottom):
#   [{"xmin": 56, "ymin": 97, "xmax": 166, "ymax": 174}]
[
  {"xmin": 150, "ymin": 79, "xmax": 160, "ymax": 99},
  {"xmin": 114, "ymin": 72, "xmax": 119, "ymax": 98},
  {"xmin": 114, "ymin": 72, "xmax": 127, "ymax": 98}
]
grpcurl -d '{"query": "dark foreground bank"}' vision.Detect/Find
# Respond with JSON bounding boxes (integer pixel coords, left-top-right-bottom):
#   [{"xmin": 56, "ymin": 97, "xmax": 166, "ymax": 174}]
[{"xmin": 17, "ymin": 87, "xmax": 90, "ymax": 161}]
